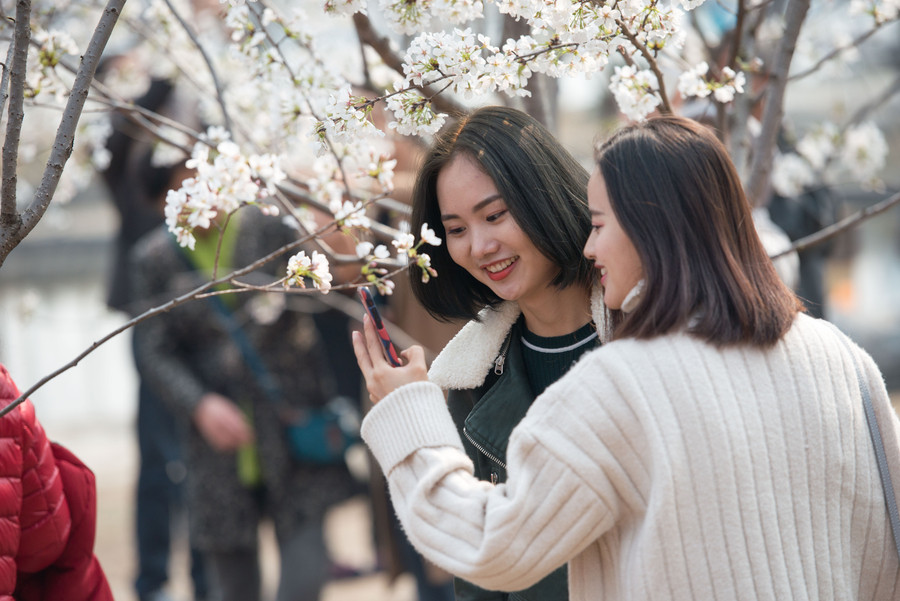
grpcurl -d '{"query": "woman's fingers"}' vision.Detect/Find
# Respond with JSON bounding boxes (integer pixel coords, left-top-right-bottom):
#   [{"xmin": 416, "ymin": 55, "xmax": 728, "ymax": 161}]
[
  {"xmin": 362, "ymin": 314, "xmax": 393, "ymax": 366},
  {"xmin": 352, "ymin": 329, "xmax": 374, "ymax": 387},
  {"xmin": 353, "ymin": 314, "xmax": 429, "ymax": 404}
]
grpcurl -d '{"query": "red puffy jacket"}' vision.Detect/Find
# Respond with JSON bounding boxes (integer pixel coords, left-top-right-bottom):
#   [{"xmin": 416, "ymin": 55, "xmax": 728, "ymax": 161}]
[{"xmin": 0, "ymin": 363, "xmax": 113, "ymax": 601}]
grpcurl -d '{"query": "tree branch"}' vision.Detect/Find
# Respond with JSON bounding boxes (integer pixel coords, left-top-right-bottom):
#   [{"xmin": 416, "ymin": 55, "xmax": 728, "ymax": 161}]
[
  {"xmin": 162, "ymin": 0, "xmax": 233, "ymax": 134},
  {"xmin": 0, "ymin": 215, "xmax": 335, "ymax": 417},
  {"xmin": 770, "ymin": 191, "xmax": 900, "ymax": 260},
  {"xmin": 351, "ymin": 12, "xmax": 466, "ymax": 117},
  {"xmin": 0, "ymin": 34, "xmax": 16, "ymax": 142},
  {"xmin": 616, "ymin": 17, "xmax": 673, "ymax": 115},
  {"xmin": 0, "ymin": 0, "xmax": 31, "ymax": 245},
  {"xmin": 788, "ymin": 22, "xmax": 885, "ymax": 82},
  {"xmin": 745, "ymin": 0, "xmax": 809, "ymax": 208},
  {"xmin": 26, "ymin": 2, "xmax": 124, "ymax": 217}
]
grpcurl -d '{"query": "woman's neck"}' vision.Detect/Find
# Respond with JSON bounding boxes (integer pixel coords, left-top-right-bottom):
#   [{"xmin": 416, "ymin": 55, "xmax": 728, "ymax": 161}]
[{"xmin": 519, "ymin": 284, "xmax": 593, "ymax": 337}]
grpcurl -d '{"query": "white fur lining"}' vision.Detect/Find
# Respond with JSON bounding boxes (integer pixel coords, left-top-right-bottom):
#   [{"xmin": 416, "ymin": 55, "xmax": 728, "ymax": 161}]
[{"xmin": 428, "ymin": 285, "xmax": 611, "ymax": 390}]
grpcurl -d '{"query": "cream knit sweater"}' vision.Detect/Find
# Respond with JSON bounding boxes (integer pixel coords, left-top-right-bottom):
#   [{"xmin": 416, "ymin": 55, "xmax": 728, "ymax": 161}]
[{"xmin": 362, "ymin": 314, "xmax": 900, "ymax": 600}]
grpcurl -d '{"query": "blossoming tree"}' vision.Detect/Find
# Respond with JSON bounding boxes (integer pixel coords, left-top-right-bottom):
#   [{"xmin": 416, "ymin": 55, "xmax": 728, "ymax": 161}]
[{"xmin": 0, "ymin": 0, "xmax": 898, "ymax": 408}]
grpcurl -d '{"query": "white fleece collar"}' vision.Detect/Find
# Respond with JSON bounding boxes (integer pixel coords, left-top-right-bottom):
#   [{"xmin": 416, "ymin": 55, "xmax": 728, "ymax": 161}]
[{"xmin": 428, "ymin": 285, "xmax": 611, "ymax": 390}]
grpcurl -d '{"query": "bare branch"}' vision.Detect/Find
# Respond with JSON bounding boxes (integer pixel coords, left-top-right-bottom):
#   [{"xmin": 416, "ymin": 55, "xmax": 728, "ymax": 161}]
[
  {"xmin": 727, "ymin": 0, "xmax": 746, "ymax": 71},
  {"xmin": 788, "ymin": 22, "xmax": 887, "ymax": 82},
  {"xmin": 770, "ymin": 191, "xmax": 900, "ymax": 260},
  {"xmin": 0, "ymin": 0, "xmax": 31, "ymax": 243},
  {"xmin": 162, "ymin": 0, "xmax": 233, "ymax": 134},
  {"xmin": 745, "ymin": 0, "xmax": 809, "ymax": 208},
  {"xmin": 845, "ymin": 74, "xmax": 900, "ymax": 127},
  {"xmin": 11, "ymin": 0, "xmax": 125, "ymax": 249},
  {"xmin": 0, "ymin": 33, "xmax": 15, "ymax": 131},
  {"xmin": 351, "ymin": 13, "xmax": 466, "ymax": 117}
]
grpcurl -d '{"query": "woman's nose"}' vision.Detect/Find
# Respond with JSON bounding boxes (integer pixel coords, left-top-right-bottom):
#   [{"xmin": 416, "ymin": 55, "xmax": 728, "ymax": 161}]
[
  {"xmin": 470, "ymin": 227, "xmax": 499, "ymax": 258},
  {"xmin": 583, "ymin": 231, "xmax": 595, "ymax": 260}
]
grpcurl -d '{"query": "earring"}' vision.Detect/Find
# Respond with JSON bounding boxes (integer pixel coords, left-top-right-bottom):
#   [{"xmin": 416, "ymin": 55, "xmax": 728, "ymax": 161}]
[{"xmin": 621, "ymin": 279, "xmax": 645, "ymax": 313}]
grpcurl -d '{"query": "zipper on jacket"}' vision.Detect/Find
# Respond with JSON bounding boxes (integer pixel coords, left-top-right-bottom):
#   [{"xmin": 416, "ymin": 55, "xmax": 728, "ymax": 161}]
[
  {"xmin": 463, "ymin": 426, "xmax": 507, "ymax": 470},
  {"xmin": 493, "ymin": 333, "xmax": 512, "ymax": 375}
]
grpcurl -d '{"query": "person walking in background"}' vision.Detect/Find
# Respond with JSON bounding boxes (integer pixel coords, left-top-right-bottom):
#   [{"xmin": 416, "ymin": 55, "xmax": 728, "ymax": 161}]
[
  {"xmin": 391, "ymin": 105, "xmax": 611, "ymax": 601},
  {"xmin": 353, "ymin": 115, "xmax": 900, "ymax": 600},
  {"xmin": 99, "ymin": 71, "xmax": 208, "ymax": 601},
  {"xmin": 0, "ymin": 363, "xmax": 114, "ymax": 601},
  {"xmin": 128, "ymin": 200, "xmax": 360, "ymax": 601}
]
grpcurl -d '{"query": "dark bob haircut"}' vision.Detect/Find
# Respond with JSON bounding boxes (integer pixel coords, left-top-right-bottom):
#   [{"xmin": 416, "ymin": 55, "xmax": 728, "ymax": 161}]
[
  {"xmin": 595, "ymin": 115, "xmax": 803, "ymax": 347},
  {"xmin": 409, "ymin": 106, "xmax": 593, "ymax": 322}
]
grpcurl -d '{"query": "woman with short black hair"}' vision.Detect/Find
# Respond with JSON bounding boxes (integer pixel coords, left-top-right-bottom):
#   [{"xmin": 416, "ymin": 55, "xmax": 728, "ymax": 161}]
[{"xmin": 402, "ymin": 105, "xmax": 611, "ymax": 601}]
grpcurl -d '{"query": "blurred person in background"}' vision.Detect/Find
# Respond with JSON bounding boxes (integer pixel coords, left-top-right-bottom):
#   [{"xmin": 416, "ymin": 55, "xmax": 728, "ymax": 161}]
[
  {"xmin": 128, "ymin": 184, "xmax": 360, "ymax": 600},
  {"xmin": 99, "ymin": 68, "xmax": 208, "ymax": 601}
]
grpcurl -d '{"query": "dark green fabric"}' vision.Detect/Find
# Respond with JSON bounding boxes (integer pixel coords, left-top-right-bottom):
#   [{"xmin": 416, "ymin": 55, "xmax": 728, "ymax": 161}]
[
  {"xmin": 520, "ymin": 321, "xmax": 597, "ymax": 395},
  {"xmin": 447, "ymin": 317, "xmax": 603, "ymax": 601}
]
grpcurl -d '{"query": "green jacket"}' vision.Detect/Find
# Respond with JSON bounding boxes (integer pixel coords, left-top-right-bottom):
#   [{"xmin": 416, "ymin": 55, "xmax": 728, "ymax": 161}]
[
  {"xmin": 430, "ymin": 288, "xmax": 609, "ymax": 601},
  {"xmin": 446, "ymin": 319, "xmax": 570, "ymax": 601}
]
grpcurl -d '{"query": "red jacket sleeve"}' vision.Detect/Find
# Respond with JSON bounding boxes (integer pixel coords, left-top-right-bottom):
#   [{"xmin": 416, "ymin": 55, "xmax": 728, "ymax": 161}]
[
  {"xmin": 0, "ymin": 363, "xmax": 112, "ymax": 601},
  {"xmin": 15, "ymin": 443, "xmax": 114, "ymax": 601},
  {"xmin": 1, "ymin": 363, "xmax": 70, "ymax": 599}
]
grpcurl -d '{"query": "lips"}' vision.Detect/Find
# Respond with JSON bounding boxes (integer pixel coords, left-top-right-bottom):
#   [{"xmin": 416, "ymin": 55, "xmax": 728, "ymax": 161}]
[
  {"xmin": 483, "ymin": 256, "xmax": 518, "ymax": 281},
  {"xmin": 598, "ymin": 265, "xmax": 607, "ymax": 286}
]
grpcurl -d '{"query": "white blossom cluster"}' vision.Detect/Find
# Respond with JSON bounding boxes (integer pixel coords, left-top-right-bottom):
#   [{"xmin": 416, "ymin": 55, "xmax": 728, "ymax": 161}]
[
  {"xmin": 380, "ymin": 0, "xmax": 484, "ymax": 34},
  {"xmin": 375, "ymin": 0, "xmax": 690, "ymax": 125},
  {"xmin": 285, "ymin": 250, "xmax": 333, "ymax": 293},
  {"xmin": 165, "ymin": 129, "xmax": 286, "ymax": 250},
  {"xmin": 850, "ymin": 0, "xmax": 900, "ymax": 24},
  {"xmin": 26, "ymin": 29, "xmax": 79, "ymax": 103},
  {"xmin": 677, "ymin": 61, "xmax": 746, "ymax": 103},
  {"xmin": 771, "ymin": 121, "xmax": 889, "ymax": 197},
  {"xmin": 350, "ymin": 223, "xmax": 441, "ymax": 295},
  {"xmin": 609, "ymin": 65, "xmax": 661, "ymax": 122}
]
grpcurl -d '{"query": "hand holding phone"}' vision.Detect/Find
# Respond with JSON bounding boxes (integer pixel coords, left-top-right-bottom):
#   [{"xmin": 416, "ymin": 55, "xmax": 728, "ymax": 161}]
[{"xmin": 357, "ymin": 287, "xmax": 402, "ymax": 366}]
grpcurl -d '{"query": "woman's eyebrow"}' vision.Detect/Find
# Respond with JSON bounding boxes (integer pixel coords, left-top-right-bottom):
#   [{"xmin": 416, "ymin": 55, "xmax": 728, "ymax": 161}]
[{"xmin": 440, "ymin": 194, "xmax": 504, "ymax": 221}]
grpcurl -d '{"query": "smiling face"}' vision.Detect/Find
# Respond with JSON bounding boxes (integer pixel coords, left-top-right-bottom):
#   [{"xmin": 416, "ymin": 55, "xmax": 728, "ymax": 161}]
[
  {"xmin": 584, "ymin": 169, "xmax": 644, "ymax": 310},
  {"xmin": 437, "ymin": 153, "xmax": 560, "ymax": 310}
]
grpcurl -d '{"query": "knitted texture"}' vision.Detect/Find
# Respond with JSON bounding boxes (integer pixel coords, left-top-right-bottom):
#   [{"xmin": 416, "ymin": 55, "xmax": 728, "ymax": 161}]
[{"xmin": 363, "ymin": 314, "xmax": 900, "ymax": 600}]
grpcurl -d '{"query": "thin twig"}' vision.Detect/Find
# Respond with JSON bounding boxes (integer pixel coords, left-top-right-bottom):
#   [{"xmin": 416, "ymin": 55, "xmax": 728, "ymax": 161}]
[
  {"xmin": 0, "ymin": 214, "xmax": 338, "ymax": 417},
  {"xmin": 788, "ymin": 23, "xmax": 884, "ymax": 82},
  {"xmin": 162, "ymin": 0, "xmax": 233, "ymax": 133},
  {"xmin": 770, "ymin": 191, "xmax": 900, "ymax": 260}
]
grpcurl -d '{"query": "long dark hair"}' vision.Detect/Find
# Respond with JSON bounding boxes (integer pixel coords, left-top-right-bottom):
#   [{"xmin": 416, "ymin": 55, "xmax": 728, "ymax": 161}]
[
  {"xmin": 410, "ymin": 106, "xmax": 593, "ymax": 322},
  {"xmin": 596, "ymin": 115, "xmax": 803, "ymax": 346}
]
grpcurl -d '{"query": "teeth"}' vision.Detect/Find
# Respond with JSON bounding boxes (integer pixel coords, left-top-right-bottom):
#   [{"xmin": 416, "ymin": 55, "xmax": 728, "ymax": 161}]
[
  {"xmin": 600, "ymin": 267, "xmax": 607, "ymax": 276},
  {"xmin": 486, "ymin": 257, "xmax": 516, "ymax": 273}
]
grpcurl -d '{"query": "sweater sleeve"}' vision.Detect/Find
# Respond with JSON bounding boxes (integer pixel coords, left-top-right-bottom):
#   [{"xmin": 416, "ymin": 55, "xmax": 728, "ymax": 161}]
[{"xmin": 362, "ymin": 379, "xmax": 618, "ymax": 592}]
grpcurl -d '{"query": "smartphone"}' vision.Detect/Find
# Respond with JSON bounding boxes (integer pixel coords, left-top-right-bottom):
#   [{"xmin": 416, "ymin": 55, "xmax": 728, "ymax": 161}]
[{"xmin": 357, "ymin": 286, "xmax": 402, "ymax": 366}]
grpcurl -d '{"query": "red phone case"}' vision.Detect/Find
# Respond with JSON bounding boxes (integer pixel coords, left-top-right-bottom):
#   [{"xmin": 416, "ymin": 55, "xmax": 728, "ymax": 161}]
[{"xmin": 358, "ymin": 287, "xmax": 401, "ymax": 366}]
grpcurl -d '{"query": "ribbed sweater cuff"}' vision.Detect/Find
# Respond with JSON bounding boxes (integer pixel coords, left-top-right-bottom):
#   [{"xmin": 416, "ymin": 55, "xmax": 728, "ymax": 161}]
[{"xmin": 361, "ymin": 381, "xmax": 464, "ymax": 474}]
